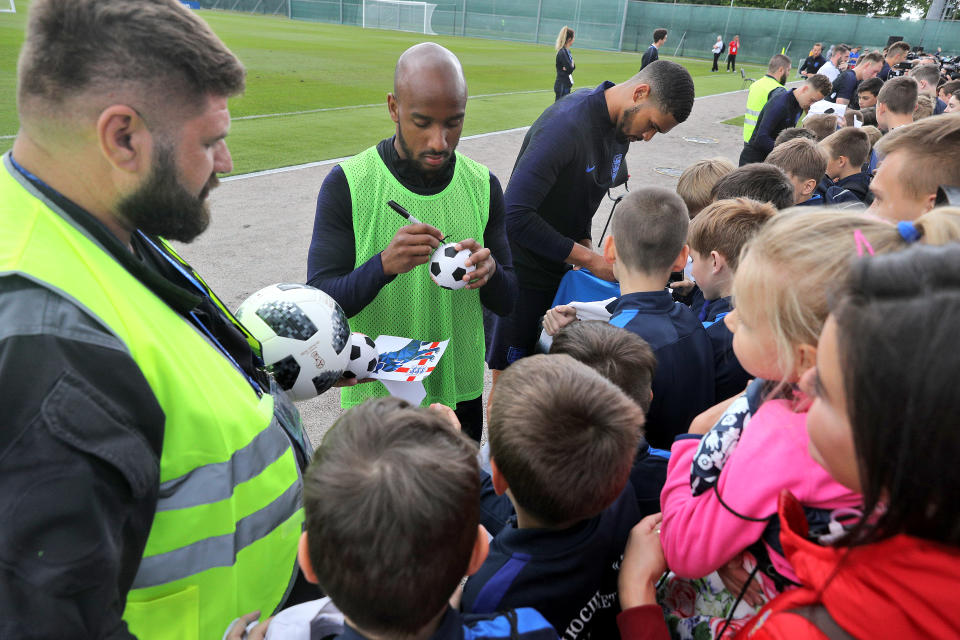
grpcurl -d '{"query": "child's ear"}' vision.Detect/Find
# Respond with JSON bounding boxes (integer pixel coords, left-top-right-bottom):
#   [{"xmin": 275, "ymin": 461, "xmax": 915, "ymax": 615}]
[
  {"xmin": 670, "ymin": 244, "xmax": 690, "ymax": 273},
  {"xmin": 297, "ymin": 531, "xmax": 319, "ymax": 584},
  {"xmin": 709, "ymin": 250, "xmax": 726, "ymax": 275},
  {"xmin": 838, "ymin": 155, "xmax": 849, "ymax": 170},
  {"xmin": 465, "ymin": 525, "xmax": 491, "ymax": 577},
  {"xmin": 603, "ymin": 235, "xmax": 617, "ymax": 264},
  {"xmin": 794, "ymin": 343, "xmax": 818, "ymax": 380},
  {"xmin": 801, "ymin": 178, "xmax": 817, "ymax": 197},
  {"xmin": 490, "ymin": 458, "xmax": 509, "ymax": 496}
]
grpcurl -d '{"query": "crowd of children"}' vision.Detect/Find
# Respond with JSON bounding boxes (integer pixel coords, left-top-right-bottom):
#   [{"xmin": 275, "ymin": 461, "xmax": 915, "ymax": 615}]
[{"xmin": 243, "ymin": 63, "xmax": 960, "ymax": 640}]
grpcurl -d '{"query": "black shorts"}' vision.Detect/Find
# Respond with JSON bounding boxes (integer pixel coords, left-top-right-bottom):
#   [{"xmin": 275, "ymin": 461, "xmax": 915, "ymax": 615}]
[{"xmin": 484, "ymin": 286, "xmax": 557, "ymax": 370}]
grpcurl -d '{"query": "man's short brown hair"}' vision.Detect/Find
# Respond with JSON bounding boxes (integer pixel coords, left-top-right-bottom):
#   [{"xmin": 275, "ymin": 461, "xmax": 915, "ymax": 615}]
[
  {"xmin": 803, "ymin": 113, "xmax": 840, "ymax": 140},
  {"xmin": 688, "ymin": 198, "xmax": 776, "ymax": 272},
  {"xmin": 676, "ymin": 158, "xmax": 736, "ymax": 218},
  {"xmin": 489, "ymin": 354, "xmax": 643, "ymax": 526},
  {"xmin": 887, "ymin": 41, "xmax": 911, "ymax": 58},
  {"xmin": 612, "ymin": 187, "xmax": 689, "ymax": 274},
  {"xmin": 550, "ymin": 321, "xmax": 657, "ymax": 413},
  {"xmin": 857, "ymin": 51, "xmax": 883, "ymax": 67},
  {"xmin": 18, "ymin": 0, "xmax": 244, "ymax": 124},
  {"xmin": 909, "ymin": 63, "xmax": 941, "ymax": 91},
  {"xmin": 820, "ymin": 127, "xmax": 871, "ymax": 168},
  {"xmin": 877, "ymin": 76, "xmax": 919, "ymax": 115},
  {"xmin": 875, "ymin": 116, "xmax": 960, "ymax": 201},
  {"xmin": 806, "ymin": 73, "xmax": 834, "ymax": 98},
  {"xmin": 768, "ymin": 54, "xmax": 791, "ymax": 74},
  {"xmin": 766, "ymin": 137, "xmax": 828, "ymax": 184},
  {"xmin": 303, "ymin": 398, "xmax": 480, "ymax": 635}
]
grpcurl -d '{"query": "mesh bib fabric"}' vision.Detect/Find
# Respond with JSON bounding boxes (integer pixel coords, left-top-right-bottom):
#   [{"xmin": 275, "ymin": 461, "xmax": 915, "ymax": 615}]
[{"xmin": 339, "ymin": 146, "xmax": 490, "ymax": 408}]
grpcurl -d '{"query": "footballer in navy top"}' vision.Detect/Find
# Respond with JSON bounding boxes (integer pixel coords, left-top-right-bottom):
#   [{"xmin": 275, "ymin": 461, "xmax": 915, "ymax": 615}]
[
  {"xmin": 462, "ymin": 486, "xmax": 640, "ymax": 640},
  {"xmin": 607, "ymin": 290, "xmax": 715, "ymax": 448},
  {"xmin": 504, "ymin": 81, "xmax": 629, "ymax": 292}
]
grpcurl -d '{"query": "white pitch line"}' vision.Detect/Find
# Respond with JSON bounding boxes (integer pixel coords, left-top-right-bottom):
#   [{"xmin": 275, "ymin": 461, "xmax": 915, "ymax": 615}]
[
  {"xmin": 223, "ymin": 89, "xmax": 750, "ymax": 183},
  {"xmin": 232, "ymin": 89, "xmax": 551, "ymax": 122},
  {"xmin": 221, "ymin": 126, "xmax": 532, "ymax": 182}
]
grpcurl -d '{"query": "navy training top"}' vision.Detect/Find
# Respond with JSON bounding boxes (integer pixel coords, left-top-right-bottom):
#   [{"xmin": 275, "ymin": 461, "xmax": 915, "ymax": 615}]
[
  {"xmin": 478, "ymin": 440, "xmax": 669, "ymax": 537},
  {"xmin": 740, "ymin": 89, "xmax": 803, "ymax": 165},
  {"xmin": 640, "ymin": 44, "xmax": 659, "ymax": 70},
  {"xmin": 701, "ymin": 296, "xmax": 751, "ymax": 402},
  {"xmin": 306, "ymin": 137, "xmax": 517, "ymax": 318},
  {"xmin": 336, "ymin": 606, "xmax": 558, "ymax": 640},
  {"xmin": 607, "ymin": 290, "xmax": 716, "ymax": 448},
  {"xmin": 462, "ymin": 485, "xmax": 640, "ymax": 640},
  {"xmin": 504, "ymin": 82, "xmax": 628, "ymax": 292},
  {"xmin": 830, "ymin": 70, "xmax": 859, "ymax": 107}
]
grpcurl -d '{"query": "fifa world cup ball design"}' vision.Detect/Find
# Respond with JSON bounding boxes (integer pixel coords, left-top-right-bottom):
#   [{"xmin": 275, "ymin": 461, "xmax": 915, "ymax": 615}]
[
  {"xmin": 236, "ymin": 283, "xmax": 350, "ymax": 400},
  {"xmin": 343, "ymin": 332, "xmax": 379, "ymax": 379},
  {"xmin": 429, "ymin": 243, "xmax": 476, "ymax": 290}
]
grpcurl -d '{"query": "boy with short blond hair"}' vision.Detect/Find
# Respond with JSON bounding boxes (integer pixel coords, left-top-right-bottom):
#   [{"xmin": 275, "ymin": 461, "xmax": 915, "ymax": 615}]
[
  {"xmin": 765, "ymin": 137, "xmax": 829, "ymax": 205},
  {"xmin": 817, "ymin": 127, "xmax": 872, "ymax": 204},
  {"xmin": 676, "ymin": 157, "xmax": 736, "ymax": 218},
  {"xmin": 462, "ymin": 354, "xmax": 644, "ymax": 639},
  {"xmin": 687, "ymin": 198, "xmax": 776, "ymax": 399}
]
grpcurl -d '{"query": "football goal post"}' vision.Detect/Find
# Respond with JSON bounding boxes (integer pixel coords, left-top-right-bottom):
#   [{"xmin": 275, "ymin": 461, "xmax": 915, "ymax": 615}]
[
  {"xmin": 362, "ymin": 0, "xmax": 437, "ymax": 35},
  {"xmin": 1, "ymin": 0, "xmax": 15, "ymax": 13}
]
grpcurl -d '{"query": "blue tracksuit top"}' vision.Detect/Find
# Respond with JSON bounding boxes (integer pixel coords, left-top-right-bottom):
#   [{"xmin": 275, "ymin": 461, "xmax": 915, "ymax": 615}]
[
  {"xmin": 701, "ymin": 296, "xmax": 751, "ymax": 401},
  {"xmin": 336, "ymin": 606, "xmax": 558, "ymax": 640},
  {"xmin": 607, "ymin": 290, "xmax": 716, "ymax": 448},
  {"xmin": 462, "ymin": 485, "xmax": 640, "ymax": 640}
]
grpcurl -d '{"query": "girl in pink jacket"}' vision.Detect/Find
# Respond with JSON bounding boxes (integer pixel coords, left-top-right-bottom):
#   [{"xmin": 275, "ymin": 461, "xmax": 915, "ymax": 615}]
[{"xmin": 657, "ymin": 211, "xmax": 914, "ymax": 638}]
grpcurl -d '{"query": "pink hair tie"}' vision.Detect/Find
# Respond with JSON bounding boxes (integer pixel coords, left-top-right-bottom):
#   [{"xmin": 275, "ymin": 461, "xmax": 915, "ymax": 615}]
[{"xmin": 854, "ymin": 228, "xmax": 875, "ymax": 257}]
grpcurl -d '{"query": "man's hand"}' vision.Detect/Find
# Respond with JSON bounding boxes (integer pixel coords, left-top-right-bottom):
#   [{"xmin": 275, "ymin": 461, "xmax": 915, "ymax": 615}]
[
  {"xmin": 669, "ymin": 279, "xmax": 695, "ymax": 297},
  {"xmin": 543, "ymin": 305, "xmax": 578, "ymax": 336},
  {"xmin": 456, "ymin": 239, "xmax": 496, "ymax": 289},
  {"xmin": 586, "ymin": 253, "xmax": 616, "ymax": 281},
  {"xmin": 618, "ymin": 514, "xmax": 667, "ymax": 609},
  {"xmin": 225, "ymin": 611, "xmax": 273, "ymax": 640},
  {"xmin": 381, "ymin": 223, "xmax": 444, "ymax": 276},
  {"xmin": 717, "ymin": 554, "xmax": 765, "ymax": 608},
  {"xmin": 429, "ymin": 403, "xmax": 462, "ymax": 431}
]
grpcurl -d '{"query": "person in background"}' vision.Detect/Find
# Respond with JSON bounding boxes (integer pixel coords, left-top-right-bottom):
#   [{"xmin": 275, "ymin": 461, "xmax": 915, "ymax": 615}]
[
  {"xmin": 798, "ymin": 42, "xmax": 826, "ymax": 78},
  {"xmin": 712, "ymin": 35, "xmax": 724, "ymax": 72},
  {"xmin": 740, "ymin": 74, "xmax": 832, "ymax": 166},
  {"xmin": 856, "ymin": 76, "xmax": 882, "ymax": 108},
  {"xmin": 554, "ymin": 26, "xmax": 575, "ymax": 102},
  {"xmin": 816, "ymin": 43, "xmax": 849, "ymax": 82},
  {"xmin": 742, "ymin": 54, "xmax": 791, "ymax": 144},
  {"xmin": 641, "ymin": 28, "xmax": 667, "ymax": 71},
  {"xmin": 909, "ymin": 63, "xmax": 948, "ymax": 114},
  {"xmin": 878, "ymin": 41, "xmax": 911, "ymax": 81},
  {"xmin": 875, "ymin": 76, "xmax": 919, "ymax": 132},
  {"xmin": 829, "ymin": 51, "xmax": 883, "ymax": 108},
  {"xmin": 946, "ymin": 91, "xmax": 960, "ymax": 113},
  {"xmin": 726, "ymin": 35, "xmax": 740, "ymax": 72}
]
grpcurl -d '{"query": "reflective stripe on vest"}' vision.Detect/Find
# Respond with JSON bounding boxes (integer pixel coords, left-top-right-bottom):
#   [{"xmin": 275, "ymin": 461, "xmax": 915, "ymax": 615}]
[
  {"xmin": 0, "ymin": 155, "xmax": 303, "ymax": 640},
  {"xmin": 743, "ymin": 76, "xmax": 784, "ymax": 142}
]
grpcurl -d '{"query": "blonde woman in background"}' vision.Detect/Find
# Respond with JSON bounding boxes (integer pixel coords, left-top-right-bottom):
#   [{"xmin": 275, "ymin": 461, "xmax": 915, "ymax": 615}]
[{"xmin": 554, "ymin": 26, "xmax": 575, "ymax": 101}]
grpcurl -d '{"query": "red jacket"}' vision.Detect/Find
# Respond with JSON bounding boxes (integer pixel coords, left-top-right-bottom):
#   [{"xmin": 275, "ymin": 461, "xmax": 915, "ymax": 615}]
[
  {"xmin": 619, "ymin": 492, "xmax": 960, "ymax": 640},
  {"xmin": 729, "ymin": 40, "xmax": 739, "ymax": 55}
]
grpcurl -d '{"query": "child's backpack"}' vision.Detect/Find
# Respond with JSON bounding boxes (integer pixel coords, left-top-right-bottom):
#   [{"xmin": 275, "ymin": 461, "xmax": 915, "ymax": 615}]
[{"xmin": 721, "ymin": 41, "xmax": 726, "ymax": 54}]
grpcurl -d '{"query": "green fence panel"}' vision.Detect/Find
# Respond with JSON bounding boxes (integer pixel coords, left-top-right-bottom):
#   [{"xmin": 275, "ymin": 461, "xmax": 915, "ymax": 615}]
[{"xmin": 625, "ymin": 1, "xmax": 960, "ymax": 65}]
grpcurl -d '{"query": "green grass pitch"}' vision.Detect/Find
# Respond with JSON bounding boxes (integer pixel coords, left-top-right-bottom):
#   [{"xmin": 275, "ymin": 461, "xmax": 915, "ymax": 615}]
[{"xmin": 0, "ymin": 4, "xmax": 763, "ymax": 175}]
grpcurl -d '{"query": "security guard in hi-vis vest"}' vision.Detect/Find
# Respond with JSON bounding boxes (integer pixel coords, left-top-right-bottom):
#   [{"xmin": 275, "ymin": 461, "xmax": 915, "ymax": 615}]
[
  {"xmin": 743, "ymin": 54, "xmax": 792, "ymax": 143},
  {"xmin": 1, "ymin": 1, "xmax": 310, "ymax": 638}
]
